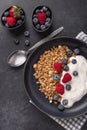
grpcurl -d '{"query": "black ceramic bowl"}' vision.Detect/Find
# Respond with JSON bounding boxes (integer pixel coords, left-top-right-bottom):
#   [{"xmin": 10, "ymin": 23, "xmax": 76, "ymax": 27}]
[
  {"xmin": 32, "ymin": 5, "xmax": 52, "ymax": 32},
  {"xmin": 1, "ymin": 5, "xmax": 25, "ymax": 30}
]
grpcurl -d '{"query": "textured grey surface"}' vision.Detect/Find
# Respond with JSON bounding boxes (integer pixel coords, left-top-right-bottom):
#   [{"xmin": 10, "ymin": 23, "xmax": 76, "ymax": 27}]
[{"xmin": 0, "ymin": 0, "xmax": 87, "ymax": 130}]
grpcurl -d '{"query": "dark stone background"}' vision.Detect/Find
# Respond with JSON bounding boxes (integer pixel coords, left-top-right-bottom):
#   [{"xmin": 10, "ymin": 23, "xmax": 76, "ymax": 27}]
[{"xmin": 0, "ymin": 0, "xmax": 87, "ymax": 130}]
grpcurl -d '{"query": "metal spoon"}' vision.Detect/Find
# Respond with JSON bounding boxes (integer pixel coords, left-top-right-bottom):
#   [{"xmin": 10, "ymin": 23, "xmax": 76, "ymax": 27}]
[{"xmin": 7, "ymin": 27, "xmax": 64, "ymax": 67}]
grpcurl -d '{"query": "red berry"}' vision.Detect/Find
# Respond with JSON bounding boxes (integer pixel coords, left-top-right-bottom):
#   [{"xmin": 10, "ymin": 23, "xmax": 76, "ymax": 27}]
[
  {"xmin": 10, "ymin": 7, "xmax": 15, "ymax": 17},
  {"xmin": 9, "ymin": 6, "xmax": 21, "ymax": 19},
  {"xmin": 62, "ymin": 73, "xmax": 72, "ymax": 83},
  {"xmin": 54, "ymin": 62, "xmax": 62, "ymax": 73},
  {"xmin": 56, "ymin": 84, "xmax": 64, "ymax": 95},
  {"xmin": 5, "ymin": 17, "xmax": 16, "ymax": 27},
  {"xmin": 37, "ymin": 12, "xmax": 46, "ymax": 24}
]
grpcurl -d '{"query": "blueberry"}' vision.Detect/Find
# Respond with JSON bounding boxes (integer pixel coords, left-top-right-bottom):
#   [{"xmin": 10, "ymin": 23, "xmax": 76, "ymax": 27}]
[
  {"xmin": 46, "ymin": 18, "xmax": 51, "ymax": 23},
  {"xmin": 66, "ymin": 84, "xmax": 71, "ymax": 91},
  {"xmin": 4, "ymin": 11, "xmax": 9, "ymax": 17},
  {"xmin": 21, "ymin": 15, "xmax": 25, "ymax": 20},
  {"xmin": 58, "ymin": 104, "xmax": 65, "ymax": 111},
  {"xmin": 17, "ymin": 20, "xmax": 22, "ymax": 25},
  {"xmin": 40, "ymin": 9, "xmax": 44, "ymax": 12},
  {"xmin": 33, "ymin": 14, "xmax": 37, "ymax": 18},
  {"xmin": 46, "ymin": 11, "xmax": 51, "ymax": 17},
  {"xmin": 53, "ymin": 95, "xmax": 59, "ymax": 101},
  {"xmin": 36, "ymin": 9, "xmax": 40, "ymax": 14},
  {"xmin": 74, "ymin": 48, "xmax": 80, "ymax": 55},
  {"xmin": 62, "ymin": 58, "xmax": 67, "ymax": 64},
  {"xmin": 5, "ymin": 23, "xmax": 9, "ymax": 27},
  {"xmin": 67, "ymin": 51, "xmax": 72, "ymax": 57},
  {"xmin": 14, "ymin": 39, "xmax": 20, "ymax": 45},
  {"xmin": 64, "ymin": 65, "xmax": 69, "ymax": 71},
  {"xmin": 41, "ymin": 25, "xmax": 46, "ymax": 30},
  {"xmin": 73, "ymin": 71, "xmax": 78, "ymax": 76},
  {"xmin": 24, "ymin": 31, "xmax": 30, "ymax": 37},
  {"xmin": 20, "ymin": 10, "xmax": 24, "ymax": 15},
  {"xmin": 62, "ymin": 99, "xmax": 68, "ymax": 106},
  {"xmin": 33, "ymin": 18, "xmax": 38, "ymax": 25},
  {"xmin": 72, "ymin": 59, "xmax": 77, "ymax": 64},
  {"xmin": 25, "ymin": 40, "xmax": 30, "ymax": 46},
  {"xmin": 42, "ymin": 6, "xmax": 48, "ymax": 12},
  {"xmin": 45, "ymin": 22, "xmax": 50, "ymax": 28},
  {"xmin": 36, "ymin": 24, "xmax": 41, "ymax": 30},
  {"xmin": 53, "ymin": 74, "xmax": 60, "ymax": 81},
  {"xmin": 2, "ymin": 16, "xmax": 6, "ymax": 21}
]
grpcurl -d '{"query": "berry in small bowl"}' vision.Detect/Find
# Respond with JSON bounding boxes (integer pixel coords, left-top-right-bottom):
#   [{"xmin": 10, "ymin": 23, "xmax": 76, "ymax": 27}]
[
  {"xmin": 32, "ymin": 6, "xmax": 52, "ymax": 32},
  {"xmin": 1, "ymin": 5, "xmax": 25, "ymax": 30}
]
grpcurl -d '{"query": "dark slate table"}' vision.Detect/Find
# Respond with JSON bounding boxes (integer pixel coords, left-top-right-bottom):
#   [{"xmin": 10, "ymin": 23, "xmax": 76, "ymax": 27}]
[{"xmin": 0, "ymin": 0, "xmax": 87, "ymax": 130}]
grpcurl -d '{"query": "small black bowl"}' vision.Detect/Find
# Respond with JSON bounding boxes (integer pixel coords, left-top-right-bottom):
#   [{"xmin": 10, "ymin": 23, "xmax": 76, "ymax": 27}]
[
  {"xmin": 1, "ymin": 5, "xmax": 25, "ymax": 30},
  {"xmin": 32, "ymin": 5, "xmax": 52, "ymax": 33}
]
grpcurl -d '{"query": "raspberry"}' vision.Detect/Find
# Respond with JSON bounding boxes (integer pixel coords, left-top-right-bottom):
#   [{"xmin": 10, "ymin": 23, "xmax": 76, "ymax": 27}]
[
  {"xmin": 5, "ymin": 17, "xmax": 16, "ymax": 27},
  {"xmin": 56, "ymin": 84, "xmax": 64, "ymax": 95},
  {"xmin": 54, "ymin": 62, "xmax": 62, "ymax": 73},
  {"xmin": 62, "ymin": 73, "xmax": 72, "ymax": 83},
  {"xmin": 37, "ymin": 12, "xmax": 46, "ymax": 24}
]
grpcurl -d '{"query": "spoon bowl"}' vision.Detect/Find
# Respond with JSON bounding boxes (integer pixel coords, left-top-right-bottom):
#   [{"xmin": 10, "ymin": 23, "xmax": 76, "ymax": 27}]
[{"xmin": 7, "ymin": 50, "xmax": 27, "ymax": 67}]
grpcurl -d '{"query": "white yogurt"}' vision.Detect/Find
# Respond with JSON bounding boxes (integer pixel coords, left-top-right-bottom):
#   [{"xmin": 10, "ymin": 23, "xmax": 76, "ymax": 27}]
[{"xmin": 60, "ymin": 55, "xmax": 87, "ymax": 108}]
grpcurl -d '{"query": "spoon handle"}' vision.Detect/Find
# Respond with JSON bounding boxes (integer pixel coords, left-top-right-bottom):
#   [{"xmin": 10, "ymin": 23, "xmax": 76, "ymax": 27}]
[{"xmin": 26, "ymin": 26, "xmax": 64, "ymax": 55}]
